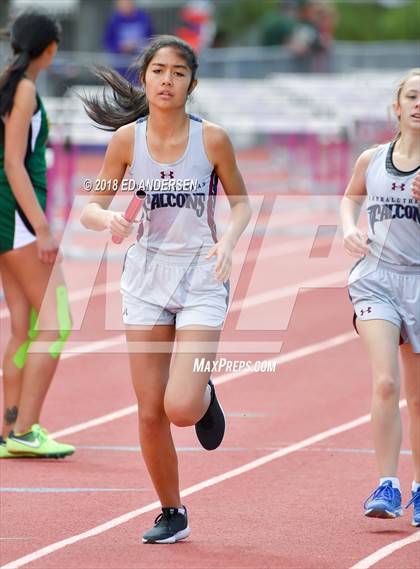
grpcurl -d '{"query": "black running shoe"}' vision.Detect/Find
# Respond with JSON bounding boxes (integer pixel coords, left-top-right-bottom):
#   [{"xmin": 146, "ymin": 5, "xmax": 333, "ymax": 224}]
[
  {"xmin": 195, "ymin": 379, "xmax": 226, "ymax": 451},
  {"xmin": 142, "ymin": 507, "xmax": 190, "ymax": 544}
]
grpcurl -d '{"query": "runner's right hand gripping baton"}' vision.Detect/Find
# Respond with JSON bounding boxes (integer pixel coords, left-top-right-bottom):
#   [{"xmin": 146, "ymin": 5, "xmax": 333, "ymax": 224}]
[{"xmin": 112, "ymin": 190, "xmax": 146, "ymax": 244}]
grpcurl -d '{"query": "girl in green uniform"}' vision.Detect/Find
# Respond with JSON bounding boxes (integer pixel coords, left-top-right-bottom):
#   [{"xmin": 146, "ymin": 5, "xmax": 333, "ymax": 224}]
[{"xmin": 0, "ymin": 10, "xmax": 74, "ymax": 458}]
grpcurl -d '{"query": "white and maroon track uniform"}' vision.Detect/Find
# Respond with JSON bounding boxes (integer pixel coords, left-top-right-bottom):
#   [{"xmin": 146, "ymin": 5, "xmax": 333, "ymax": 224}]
[
  {"xmin": 348, "ymin": 141, "xmax": 420, "ymax": 352},
  {"xmin": 121, "ymin": 114, "xmax": 229, "ymax": 328}
]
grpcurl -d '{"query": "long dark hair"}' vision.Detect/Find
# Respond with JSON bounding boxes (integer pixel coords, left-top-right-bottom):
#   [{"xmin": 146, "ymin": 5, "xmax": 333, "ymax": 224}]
[
  {"xmin": 81, "ymin": 36, "xmax": 199, "ymax": 131},
  {"xmin": 0, "ymin": 10, "xmax": 61, "ymax": 117}
]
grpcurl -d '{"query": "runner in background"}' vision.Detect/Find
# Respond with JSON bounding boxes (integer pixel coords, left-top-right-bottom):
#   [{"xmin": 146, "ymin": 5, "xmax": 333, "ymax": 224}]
[
  {"xmin": 0, "ymin": 10, "xmax": 74, "ymax": 459},
  {"xmin": 340, "ymin": 69, "xmax": 420, "ymax": 526}
]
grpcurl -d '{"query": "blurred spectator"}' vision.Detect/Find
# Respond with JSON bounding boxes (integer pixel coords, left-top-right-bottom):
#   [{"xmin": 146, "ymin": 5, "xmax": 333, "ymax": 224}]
[
  {"xmin": 104, "ymin": 0, "xmax": 153, "ymax": 57},
  {"xmin": 289, "ymin": 1, "xmax": 336, "ymax": 72},
  {"xmin": 289, "ymin": 1, "xmax": 321, "ymax": 57},
  {"xmin": 212, "ymin": 29, "xmax": 229, "ymax": 48},
  {"xmin": 176, "ymin": 0, "xmax": 216, "ymax": 53},
  {"xmin": 260, "ymin": 1, "xmax": 297, "ymax": 47},
  {"xmin": 314, "ymin": 3, "xmax": 337, "ymax": 52}
]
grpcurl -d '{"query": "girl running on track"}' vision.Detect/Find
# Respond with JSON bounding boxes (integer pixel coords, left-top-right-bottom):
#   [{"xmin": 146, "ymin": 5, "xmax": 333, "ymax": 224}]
[
  {"xmin": 80, "ymin": 35, "xmax": 251, "ymax": 543},
  {"xmin": 340, "ymin": 69, "xmax": 420, "ymax": 527},
  {"xmin": 0, "ymin": 10, "xmax": 74, "ymax": 459}
]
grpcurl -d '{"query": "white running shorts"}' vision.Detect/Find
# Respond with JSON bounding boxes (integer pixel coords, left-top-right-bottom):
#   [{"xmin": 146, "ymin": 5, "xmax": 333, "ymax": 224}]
[
  {"xmin": 348, "ymin": 256, "xmax": 420, "ymax": 353},
  {"xmin": 121, "ymin": 244, "xmax": 229, "ymax": 329}
]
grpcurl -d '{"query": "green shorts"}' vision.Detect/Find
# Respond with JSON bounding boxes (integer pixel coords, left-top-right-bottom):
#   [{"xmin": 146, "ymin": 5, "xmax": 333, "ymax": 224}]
[{"xmin": 0, "ymin": 183, "xmax": 46, "ymax": 254}]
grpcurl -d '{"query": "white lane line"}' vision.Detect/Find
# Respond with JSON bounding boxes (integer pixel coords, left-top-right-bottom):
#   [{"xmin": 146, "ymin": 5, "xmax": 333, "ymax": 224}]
[
  {"xmin": 50, "ymin": 332, "xmax": 356, "ymax": 439},
  {"xmin": 28, "ymin": 336, "xmax": 126, "ymax": 358},
  {"xmin": 1, "ymin": 277, "xmax": 348, "ymax": 377},
  {"xmin": 216, "ymin": 331, "xmax": 356, "ymax": 384},
  {"xmin": 349, "ymin": 532, "xmax": 420, "ymax": 569},
  {"xmin": 59, "ymin": 336, "xmax": 125, "ymax": 358},
  {"xmin": 0, "ymin": 335, "xmax": 125, "ymax": 379},
  {"xmin": 51, "ymin": 405, "xmax": 137, "ymax": 439},
  {"xmin": 1, "ymin": 334, "xmax": 409, "ymax": 569},
  {"xmin": 31, "ymin": 272, "xmax": 350, "ymax": 356},
  {"xmin": 0, "ymin": 285, "xmax": 117, "ymax": 320},
  {"xmin": 0, "ymin": 539, "xmax": 31, "ymax": 542},
  {"xmin": 1, "ymin": 488, "xmax": 149, "ymax": 494},
  {"xmin": 2, "ymin": 403, "xmax": 407, "ymax": 569},
  {"xmin": 0, "ymin": 237, "xmax": 314, "ymax": 321},
  {"xmin": 230, "ymin": 269, "xmax": 348, "ymax": 311},
  {"xmin": 0, "ymin": 263, "xmax": 348, "ymax": 376},
  {"xmin": 0, "ymin": 282, "xmax": 119, "ymax": 321},
  {"xmin": 241, "ymin": 236, "xmax": 314, "ymax": 263}
]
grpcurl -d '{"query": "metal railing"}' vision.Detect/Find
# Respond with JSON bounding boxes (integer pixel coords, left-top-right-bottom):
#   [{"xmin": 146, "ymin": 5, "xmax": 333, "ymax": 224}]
[{"xmin": 1, "ymin": 41, "xmax": 418, "ymax": 96}]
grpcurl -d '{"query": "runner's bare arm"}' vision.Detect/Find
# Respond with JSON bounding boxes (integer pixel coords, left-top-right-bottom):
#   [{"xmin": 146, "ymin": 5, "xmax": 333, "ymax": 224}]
[
  {"xmin": 204, "ymin": 123, "xmax": 251, "ymax": 249},
  {"xmin": 203, "ymin": 123, "xmax": 251, "ymax": 281},
  {"xmin": 4, "ymin": 79, "xmax": 47, "ymax": 233},
  {"xmin": 340, "ymin": 147, "xmax": 376, "ymax": 257},
  {"xmin": 80, "ymin": 124, "xmax": 134, "ymax": 236}
]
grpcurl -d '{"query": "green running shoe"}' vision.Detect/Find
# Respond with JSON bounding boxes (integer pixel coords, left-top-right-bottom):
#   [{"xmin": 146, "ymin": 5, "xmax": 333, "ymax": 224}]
[
  {"xmin": 0, "ymin": 437, "xmax": 15, "ymax": 458},
  {"xmin": 7, "ymin": 424, "xmax": 75, "ymax": 458}
]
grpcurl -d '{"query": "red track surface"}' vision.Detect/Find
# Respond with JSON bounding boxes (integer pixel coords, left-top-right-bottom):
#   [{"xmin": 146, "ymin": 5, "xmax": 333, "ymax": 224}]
[{"xmin": 1, "ymin": 188, "xmax": 419, "ymax": 568}]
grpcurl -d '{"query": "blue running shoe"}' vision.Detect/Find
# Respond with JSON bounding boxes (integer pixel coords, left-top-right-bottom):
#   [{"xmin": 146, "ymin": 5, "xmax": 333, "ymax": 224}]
[
  {"xmin": 364, "ymin": 481, "xmax": 402, "ymax": 519},
  {"xmin": 405, "ymin": 489, "xmax": 420, "ymax": 527}
]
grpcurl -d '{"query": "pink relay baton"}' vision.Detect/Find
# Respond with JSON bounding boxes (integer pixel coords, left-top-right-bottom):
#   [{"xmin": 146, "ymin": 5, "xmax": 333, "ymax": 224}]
[{"xmin": 112, "ymin": 190, "xmax": 146, "ymax": 244}]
